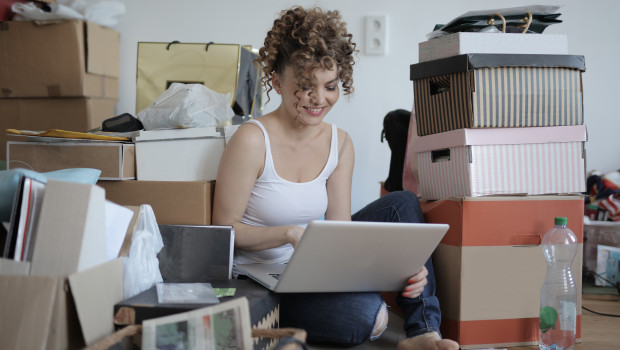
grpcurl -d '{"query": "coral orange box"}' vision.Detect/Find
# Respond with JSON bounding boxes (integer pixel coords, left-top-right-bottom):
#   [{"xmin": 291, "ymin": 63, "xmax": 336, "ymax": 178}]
[{"xmin": 422, "ymin": 195, "xmax": 583, "ymax": 349}]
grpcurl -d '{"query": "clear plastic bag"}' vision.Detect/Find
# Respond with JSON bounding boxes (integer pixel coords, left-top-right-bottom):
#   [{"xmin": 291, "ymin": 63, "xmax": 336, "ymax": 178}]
[
  {"xmin": 12, "ymin": 0, "xmax": 126, "ymax": 28},
  {"xmin": 137, "ymin": 83, "xmax": 234, "ymax": 130},
  {"xmin": 122, "ymin": 204, "xmax": 164, "ymax": 299}
]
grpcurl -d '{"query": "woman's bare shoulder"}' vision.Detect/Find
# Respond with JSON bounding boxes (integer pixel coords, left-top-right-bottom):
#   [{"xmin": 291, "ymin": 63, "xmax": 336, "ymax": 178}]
[
  {"xmin": 227, "ymin": 121, "xmax": 265, "ymax": 149},
  {"xmin": 335, "ymin": 126, "xmax": 352, "ymax": 148}
]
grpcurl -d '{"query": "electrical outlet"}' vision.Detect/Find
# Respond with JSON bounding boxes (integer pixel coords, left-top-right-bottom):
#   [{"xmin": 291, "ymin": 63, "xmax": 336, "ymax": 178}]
[{"xmin": 365, "ymin": 15, "xmax": 388, "ymax": 55}]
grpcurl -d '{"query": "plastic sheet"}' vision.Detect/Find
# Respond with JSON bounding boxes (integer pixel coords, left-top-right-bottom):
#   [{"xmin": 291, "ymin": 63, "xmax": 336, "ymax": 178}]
[
  {"xmin": 12, "ymin": 0, "xmax": 125, "ymax": 28},
  {"xmin": 137, "ymin": 83, "xmax": 234, "ymax": 130}
]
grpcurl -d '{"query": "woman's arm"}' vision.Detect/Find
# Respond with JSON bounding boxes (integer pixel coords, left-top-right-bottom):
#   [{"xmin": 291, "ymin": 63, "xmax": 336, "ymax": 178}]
[
  {"xmin": 325, "ymin": 128, "xmax": 354, "ymax": 221},
  {"xmin": 212, "ymin": 123, "xmax": 304, "ymax": 250}
]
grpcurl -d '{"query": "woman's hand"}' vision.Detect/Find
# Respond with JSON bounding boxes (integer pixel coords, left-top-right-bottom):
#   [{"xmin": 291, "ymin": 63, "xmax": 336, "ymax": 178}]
[
  {"xmin": 402, "ymin": 266, "xmax": 428, "ymax": 299},
  {"xmin": 285, "ymin": 225, "xmax": 305, "ymax": 248}
]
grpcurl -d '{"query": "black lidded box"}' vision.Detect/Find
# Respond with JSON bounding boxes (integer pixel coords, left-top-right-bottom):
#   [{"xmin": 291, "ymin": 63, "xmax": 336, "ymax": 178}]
[{"xmin": 410, "ymin": 54, "xmax": 586, "ymax": 136}]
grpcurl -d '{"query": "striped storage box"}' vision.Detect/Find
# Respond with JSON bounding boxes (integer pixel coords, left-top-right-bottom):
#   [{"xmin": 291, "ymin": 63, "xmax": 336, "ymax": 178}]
[
  {"xmin": 410, "ymin": 54, "xmax": 586, "ymax": 136},
  {"xmin": 413, "ymin": 125, "xmax": 586, "ymax": 200}
]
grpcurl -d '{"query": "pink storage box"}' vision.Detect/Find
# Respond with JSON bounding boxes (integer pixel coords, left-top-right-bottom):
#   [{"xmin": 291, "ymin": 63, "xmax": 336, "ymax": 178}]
[{"xmin": 414, "ymin": 125, "xmax": 587, "ymax": 200}]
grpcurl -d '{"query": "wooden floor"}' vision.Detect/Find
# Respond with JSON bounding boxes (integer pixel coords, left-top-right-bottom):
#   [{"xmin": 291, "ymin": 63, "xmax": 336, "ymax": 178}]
[
  {"xmin": 515, "ymin": 298, "xmax": 620, "ymax": 350},
  {"xmin": 310, "ymin": 298, "xmax": 620, "ymax": 349}
]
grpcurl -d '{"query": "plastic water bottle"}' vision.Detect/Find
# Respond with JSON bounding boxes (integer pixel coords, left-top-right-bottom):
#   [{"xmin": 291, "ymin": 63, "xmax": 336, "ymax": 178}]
[{"xmin": 539, "ymin": 217, "xmax": 578, "ymax": 350}]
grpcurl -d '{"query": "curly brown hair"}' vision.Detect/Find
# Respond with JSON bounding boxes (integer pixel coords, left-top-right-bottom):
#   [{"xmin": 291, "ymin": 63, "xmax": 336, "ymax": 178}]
[{"xmin": 256, "ymin": 6, "xmax": 357, "ymax": 102}]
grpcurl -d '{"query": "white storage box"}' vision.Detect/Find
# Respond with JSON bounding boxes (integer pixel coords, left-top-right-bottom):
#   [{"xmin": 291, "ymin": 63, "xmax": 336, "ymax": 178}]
[
  {"xmin": 134, "ymin": 127, "xmax": 225, "ymax": 181},
  {"xmin": 418, "ymin": 32, "xmax": 568, "ymax": 63},
  {"xmin": 414, "ymin": 125, "xmax": 587, "ymax": 200}
]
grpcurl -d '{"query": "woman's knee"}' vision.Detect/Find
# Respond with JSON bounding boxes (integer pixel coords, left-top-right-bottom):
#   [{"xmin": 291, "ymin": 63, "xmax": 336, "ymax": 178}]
[
  {"xmin": 384, "ymin": 191, "xmax": 425, "ymax": 223},
  {"xmin": 279, "ymin": 292, "xmax": 385, "ymax": 346},
  {"xmin": 370, "ymin": 302, "xmax": 389, "ymax": 341}
]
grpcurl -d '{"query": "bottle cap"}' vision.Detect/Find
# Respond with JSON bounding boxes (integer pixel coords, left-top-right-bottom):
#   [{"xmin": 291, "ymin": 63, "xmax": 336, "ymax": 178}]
[{"xmin": 555, "ymin": 217, "xmax": 567, "ymax": 225}]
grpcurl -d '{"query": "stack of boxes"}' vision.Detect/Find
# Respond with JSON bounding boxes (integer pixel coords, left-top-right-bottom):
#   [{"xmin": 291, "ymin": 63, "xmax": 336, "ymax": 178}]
[
  {"xmin": 96, "ymin": 127, "xmax": 227, "ymax": 226},
  {"xmin": 1, "ymin": 21, "xmax": 278, "ymax": 348},
  {"xmin": 0, "ymin": 20, "xmax": 120, "ymax": 164},
  {"xmin": 409, "ymin": 32, "xmax": 586, "ymax": 348}
]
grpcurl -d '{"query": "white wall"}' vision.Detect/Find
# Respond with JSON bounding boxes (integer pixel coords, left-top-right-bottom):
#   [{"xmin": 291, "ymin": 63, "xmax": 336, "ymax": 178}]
[{"xmin": 115, "ymin": 0, "xmax": 619, "ymax": 213}]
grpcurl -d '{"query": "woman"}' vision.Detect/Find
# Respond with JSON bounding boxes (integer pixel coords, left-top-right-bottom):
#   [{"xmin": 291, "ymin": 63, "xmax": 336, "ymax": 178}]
[{"xmin": 213, "ymin": 6, "xmax": 459, "ymax": 349}]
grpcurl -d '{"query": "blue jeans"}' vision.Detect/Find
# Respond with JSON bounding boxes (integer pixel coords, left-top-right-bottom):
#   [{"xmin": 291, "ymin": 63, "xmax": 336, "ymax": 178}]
[{"xmin": 279, "ymin": 191, "xmax": 442, "ymax": 345}]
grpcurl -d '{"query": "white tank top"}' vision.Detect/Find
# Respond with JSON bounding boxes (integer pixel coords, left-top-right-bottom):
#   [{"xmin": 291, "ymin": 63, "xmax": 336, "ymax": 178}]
[{"xmin": 235, "ymin": 119, "xmax": 339, "ymax": 265}]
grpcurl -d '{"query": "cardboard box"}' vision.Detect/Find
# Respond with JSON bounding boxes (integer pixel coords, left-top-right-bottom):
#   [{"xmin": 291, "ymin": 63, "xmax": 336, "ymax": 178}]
[
  {"xmin": 7, "ymin": 141, "xmax": 135, "ymax": 180},
  {"xmin": 0, "ymin": 258, "xmax": 124, "ymax": 349},
  {"xmin": 423, "ymin": 196, "xmax": 583, "ymax": 349},
  {"xmin": 410, "ymin": 54, "xmax": 586, "ymax": 136},
  {"xmin": 0, "ymin": 20, "xmax": 119, "ymax": 98},
  {"xmin": 0, "ymin": 98, "xmax": 117, "ymax": 160},
  {"xmin": 97, "ymin": 180, "xmax": 215, "ymax": 225},
  {"xmin": 419, "ymin": 33, "xmax": 568, "ymax": 62},
  {"xmin": 0, "ymin": 179, "xmax": 123, "ymax": 348},
  {"xmin": 584, "ymin": 221, "xmax": 620, "ymax": 278},
  {"xmin": 113, "ymin": 280, "xmax": 279, "ymax": 350},
  {"xmin": 414, "ymin": 125, "xmax": 586, "ymax": 200},
  {"xmin": 134, "ymin": 127, "xmax": 225, "ymax": 181}
]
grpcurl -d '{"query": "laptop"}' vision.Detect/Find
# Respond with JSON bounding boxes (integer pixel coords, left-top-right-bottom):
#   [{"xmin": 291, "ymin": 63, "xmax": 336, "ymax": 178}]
[{"xmin": 236, "ymin": 220, "xmax": 449, "ymax": 293}]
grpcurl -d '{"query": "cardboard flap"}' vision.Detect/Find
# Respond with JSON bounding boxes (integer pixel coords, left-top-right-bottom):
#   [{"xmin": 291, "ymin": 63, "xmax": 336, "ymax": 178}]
[
  {"xmin": 30, "ymin": 180, "xmax": 107, "ymax": 276},
  {"xmin": 116, "ymin": 206, "xmax": 141, "ymax": 258},
  {"xmin": 0, "ymin": 275, "xmax": 59, "ymax": 350},
  {"xmin": 85, "ymin": 21, "xmax": 120, "ymax": 77},
  {"xmin": 68, "ymin": 258, "xmax": 124, "ymax": 345}
]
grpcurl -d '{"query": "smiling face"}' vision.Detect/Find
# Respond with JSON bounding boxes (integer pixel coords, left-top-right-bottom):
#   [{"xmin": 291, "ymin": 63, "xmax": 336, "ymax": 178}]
[{"xmin": 273, "ymin": 64, "xmax": 340, "ymax": 126}]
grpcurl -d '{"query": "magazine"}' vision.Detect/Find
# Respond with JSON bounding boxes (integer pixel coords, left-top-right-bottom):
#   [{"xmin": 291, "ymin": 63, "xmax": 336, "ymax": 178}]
[{"xmin": 142, "ymin": 296, "xmax": 252, "ymax": 350}]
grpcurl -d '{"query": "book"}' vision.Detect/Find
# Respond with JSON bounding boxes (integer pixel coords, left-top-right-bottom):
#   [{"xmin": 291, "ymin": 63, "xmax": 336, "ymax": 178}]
[
  {"xmin": 157, "ymin": 224, "xmax": 235, "ymax": 281},
  {"xmin": 4, "ymin": 175, "xmax": 46, "ymax": 261}
]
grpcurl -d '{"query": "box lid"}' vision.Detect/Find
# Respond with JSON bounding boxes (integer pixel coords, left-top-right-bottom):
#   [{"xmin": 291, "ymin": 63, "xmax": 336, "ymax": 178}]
[
  {"xmin": 133, "ymin": 127, "xmax": 223, "ymax": 142},
  {"xmin": 413, "ymin": 125, "xmax": 587, "ymax": 152},
  {"xmin": 410, "ymin": 53, "xmax": 586, "ymax": 81}
]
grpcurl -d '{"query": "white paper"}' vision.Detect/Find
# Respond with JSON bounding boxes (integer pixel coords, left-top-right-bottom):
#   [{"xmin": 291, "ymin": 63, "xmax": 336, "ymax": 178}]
[
  {"xmin": 156, "ymin": 283, "xmax": 219, "ymax": 304},
  {"xmin": 104, "ymin": 200, "xmax": 134, "ymax": 260}
]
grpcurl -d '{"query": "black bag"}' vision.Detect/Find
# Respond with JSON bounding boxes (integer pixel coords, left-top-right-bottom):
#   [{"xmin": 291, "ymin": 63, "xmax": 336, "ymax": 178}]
[
  {"xmin": 433, "ymin": 6, "xmax": 563, "ymax": 35},
  {"xmin": 102, "ymin": 113, "xmax": 144, "ymax": 132},
  {"xmin": 381, "ymin": 109, "xmax": 411, "ymax": 192}
]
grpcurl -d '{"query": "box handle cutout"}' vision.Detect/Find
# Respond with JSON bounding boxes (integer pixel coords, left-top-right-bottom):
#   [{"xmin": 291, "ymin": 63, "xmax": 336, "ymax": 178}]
[
  {"xmin": 430, "ymin": 77, "xmax": 450, "ymax": 95},
  {"xmin": 431, "ymin": 149, "xmax": 451, "ymax": 163},
  {"xmin": 510, "ymin": 235, "xmax": 542, "ymax": 247}
]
